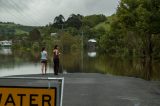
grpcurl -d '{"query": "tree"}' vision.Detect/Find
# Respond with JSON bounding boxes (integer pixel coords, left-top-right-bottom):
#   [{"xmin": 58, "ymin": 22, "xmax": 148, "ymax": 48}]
[
  {"xmin": 53, "ymin": 14, "xmax": 65, "ymax": 29},
  {"xmin": 82, "ymin": 14, "xmax": 106, "ymax": 28},
  {"xmin": 29, "ymin": 29, "xmax": 41, "ymax": 42},
  {"xmin": 117, "ymin": 0, "xmax": 160, "ymax": 59},
  {"xmin": 66, "ymin": 14, "xmax": 83, "ymax": 29}
]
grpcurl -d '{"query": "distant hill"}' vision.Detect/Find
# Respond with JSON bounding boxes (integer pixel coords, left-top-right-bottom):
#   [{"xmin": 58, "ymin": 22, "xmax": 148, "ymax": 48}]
[
  {"xmin": 94, "ymin": 16, "xmax": 113, "ymax": 31},
  {"xmin": 0, "ymin": 22, "xmax": 36, "ymax": 36}
]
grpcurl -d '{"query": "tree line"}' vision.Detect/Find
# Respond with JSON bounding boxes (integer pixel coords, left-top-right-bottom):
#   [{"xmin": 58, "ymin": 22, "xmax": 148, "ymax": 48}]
[
  {"xmin": 99, "ymin": 0, "xmax": 160, "ymax": 60},
  {"xmin": 2, "ymin": 0, "xmax": 160, "ymax": 61},
  {"xmin": 8, "ymin": 13, "xmax": 107, "ymax": 56}
]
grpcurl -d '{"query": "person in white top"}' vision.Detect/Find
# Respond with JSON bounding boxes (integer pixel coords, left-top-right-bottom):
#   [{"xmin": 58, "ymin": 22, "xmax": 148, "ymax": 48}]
[{"xmin": 41, "ymin": 47, "xmax": 47, "ymax": 75}]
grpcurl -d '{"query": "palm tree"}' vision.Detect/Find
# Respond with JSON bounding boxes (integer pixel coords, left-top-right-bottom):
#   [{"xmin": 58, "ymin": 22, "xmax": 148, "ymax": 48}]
[
  {"xmin": 66, "ymin": 14, "xmax": 83, "ymax": 29},
  {"xmin": 54, "ymin": 14, "xmax": 65, "ymax": 24},
  {"xmin": 53, "ymin": 14, "xmax": 65, "ymax": 29}
]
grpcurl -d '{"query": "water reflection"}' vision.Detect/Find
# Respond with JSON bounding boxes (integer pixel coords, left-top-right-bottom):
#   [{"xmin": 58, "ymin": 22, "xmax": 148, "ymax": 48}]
[
  {"xmin": 83, "ymin": 54, "xmax": 160, "ymax": 81},
  {"xmin": 0, "ymin": 49, "xmax": 159, "ymax": 81},
  {"xmin": 0, "ymin": 47, "xmax": 12, "ymax": 55},
  {"xmin": 87, "ymin": 52, "xmax": 97, "ymax": 58}
]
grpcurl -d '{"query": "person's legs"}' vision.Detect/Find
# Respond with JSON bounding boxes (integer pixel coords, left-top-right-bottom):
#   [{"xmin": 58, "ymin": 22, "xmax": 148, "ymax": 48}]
[
  {"xmin": 56, "ymin": 59, "xmax": 59, "ymax": 74},
  {"xmin": 54, "ymin": 59, "xmax": 59, "ymax": 75},
  {"xmin": 54, "ymin": 59, "xmax": 56, "ymax": 74},
  {"xmin": 41, "ymin": 63, "xmax": 45, "ymax": 75},
  {"xmin": 44, "ymin": 61, "xmax": 47, "ymax": 74}
]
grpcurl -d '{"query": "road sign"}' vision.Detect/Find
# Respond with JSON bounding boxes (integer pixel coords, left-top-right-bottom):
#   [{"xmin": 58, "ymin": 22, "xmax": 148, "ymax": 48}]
[
  {"xmin": 0, "ymin": 86, "xmax": 56, "ymax": 106},
  {"xmin": 0, "ymin": 77, "xmax": 64, "ymax": 106}
]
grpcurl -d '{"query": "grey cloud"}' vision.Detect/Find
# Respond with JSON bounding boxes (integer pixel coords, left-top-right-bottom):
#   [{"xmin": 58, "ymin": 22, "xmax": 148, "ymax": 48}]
[
  {"xmin": 0, "ymin": 0, "xmax": 32, "ymax": 12},
  {"xmin": 0, "ymin": 0, "xmax": 119, "ymax": 26},
  {"xmin": 84, "ymin": 0, "xmax": 118, "ymax": 15}
]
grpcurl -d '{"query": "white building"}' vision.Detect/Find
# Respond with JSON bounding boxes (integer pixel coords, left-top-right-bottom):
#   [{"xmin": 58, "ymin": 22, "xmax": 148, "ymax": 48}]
[
  {"xmin": 0, "ymin": 40, "xmax": 12, "ymax": 47},
  {"xmin": 50, "ymin": 33, "xmax": 57, "ymax": 37},
  {"xmin": 88, "ymin": 39, "xmax": 97, "ymax": 43},
  {"xmin": 88, "ymin": 39, "xmax": 97, "ymax": 49}
]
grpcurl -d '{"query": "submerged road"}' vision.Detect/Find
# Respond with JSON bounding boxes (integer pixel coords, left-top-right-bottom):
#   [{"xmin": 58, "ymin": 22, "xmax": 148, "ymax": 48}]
[{"xmin": 0, "ymin": 73, "xmax": 160, "ymax": 106}]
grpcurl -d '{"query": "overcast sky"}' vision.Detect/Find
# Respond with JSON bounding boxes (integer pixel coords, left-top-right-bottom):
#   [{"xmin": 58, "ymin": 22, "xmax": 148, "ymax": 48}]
[{"xmin": 0, "ymin": 0, "xmax": 119, "ymax": 26}]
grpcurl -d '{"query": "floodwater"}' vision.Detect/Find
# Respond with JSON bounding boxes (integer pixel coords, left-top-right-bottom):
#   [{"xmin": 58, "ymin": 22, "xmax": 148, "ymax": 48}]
[{"xmin": 0, "ymin": 47, "xmax": 160, "ymax": 81}]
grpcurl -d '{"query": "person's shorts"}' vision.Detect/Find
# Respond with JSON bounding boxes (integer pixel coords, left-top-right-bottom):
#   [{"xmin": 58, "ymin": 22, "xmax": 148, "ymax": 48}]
[{"xmin": 41, "ymin": 60, "xmax": 47, "ymax": 64}]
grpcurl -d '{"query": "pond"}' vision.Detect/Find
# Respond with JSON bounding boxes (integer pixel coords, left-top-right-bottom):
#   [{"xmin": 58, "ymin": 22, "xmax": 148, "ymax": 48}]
[{"xmin": 0, "ymin": 47, "xmax": 160, "ymax": 81}]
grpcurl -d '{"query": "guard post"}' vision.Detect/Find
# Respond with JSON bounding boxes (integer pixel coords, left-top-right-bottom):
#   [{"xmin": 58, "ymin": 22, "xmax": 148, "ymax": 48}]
[{"xmin": 0, "ymin": 77, "xmax": 64, "ymax": 106}]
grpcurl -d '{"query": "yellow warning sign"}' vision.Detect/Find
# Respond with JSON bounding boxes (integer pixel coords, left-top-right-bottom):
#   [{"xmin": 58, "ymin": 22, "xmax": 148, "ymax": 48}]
[{"xmin": 0, "ymin": 87, "xmax": 56, "ymax": 106}]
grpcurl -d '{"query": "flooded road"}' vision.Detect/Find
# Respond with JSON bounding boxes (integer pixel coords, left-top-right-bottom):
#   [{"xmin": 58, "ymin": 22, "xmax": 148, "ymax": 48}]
[{"xmin": 0, "ymin": 47, "xmax": 160, "ymax": 81}]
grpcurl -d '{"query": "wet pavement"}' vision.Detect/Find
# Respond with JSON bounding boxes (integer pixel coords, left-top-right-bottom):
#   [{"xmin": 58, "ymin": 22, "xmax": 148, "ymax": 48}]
[{"xmin": 0, "ymin": 73, "xmax": 160, "ymax": 106}]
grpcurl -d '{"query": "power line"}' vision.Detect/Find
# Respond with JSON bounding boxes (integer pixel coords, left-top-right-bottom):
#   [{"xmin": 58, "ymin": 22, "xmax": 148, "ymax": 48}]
[
  {"xmin": 0, "ymin": 0, "xmax": 56, "ymax": 26},
  {"xmin": 18, "ymin": 0, "xmax": 43, "ymax": 24},
  {"xmin": 9, "ymin": 0, "xmax": 41, "ymax": 26},
  {"xmin": 15, "ymin": 0, "xmax": 50, "ymax": 26},
  {"xmin": 0, "ymin": 0, "xmax": 41, "ymax": 26},
  {"xmin": 0, "ymin": 0, "xmax": 29, "ymax": 25}
]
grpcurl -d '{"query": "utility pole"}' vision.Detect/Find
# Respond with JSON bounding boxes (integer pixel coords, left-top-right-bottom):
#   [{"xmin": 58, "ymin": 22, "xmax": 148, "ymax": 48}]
[
  {"xmin": 81, "ymin": 31, "xmax": 84, "ymax": 72},
  {"xmin": 59, "ymin": 24, "xmax": 64, "ymax": 31},
  {"xmin": 60, "ymin": 23, "xmax": 64, "ymax": 73}
]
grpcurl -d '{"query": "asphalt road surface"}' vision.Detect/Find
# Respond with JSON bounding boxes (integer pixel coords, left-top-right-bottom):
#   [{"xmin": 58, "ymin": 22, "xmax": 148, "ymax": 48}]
[{"xmin": 0, "ymin": 73, "xmax": 160, "ymax": 106}]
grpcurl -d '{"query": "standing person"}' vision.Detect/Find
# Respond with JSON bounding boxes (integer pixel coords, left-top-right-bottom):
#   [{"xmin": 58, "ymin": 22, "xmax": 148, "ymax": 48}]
[
  {"xmin": 53, "ymin": 45, "xmax": 60, "ymax": 75},
  {"xmin": 41, "ymin": 47, "xmax": 47, "ymax": 75}
]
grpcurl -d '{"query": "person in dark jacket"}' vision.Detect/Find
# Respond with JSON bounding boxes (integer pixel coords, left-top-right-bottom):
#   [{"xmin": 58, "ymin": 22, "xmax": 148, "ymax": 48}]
[{"xmin": 53, "ymin": 45, "xmax": 60, "ymax": 75}]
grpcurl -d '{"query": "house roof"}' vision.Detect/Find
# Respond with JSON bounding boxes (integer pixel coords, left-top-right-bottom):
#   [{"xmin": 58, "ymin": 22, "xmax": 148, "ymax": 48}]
[{"xmin": 88, "ymin": 39, "xmax": 97, "ymax": 43}]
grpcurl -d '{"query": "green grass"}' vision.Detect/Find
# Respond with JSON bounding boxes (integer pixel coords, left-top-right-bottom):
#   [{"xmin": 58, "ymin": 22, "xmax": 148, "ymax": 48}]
[
  {"xmin": 94, "ymin": 21, "xmax": 110, "ymax": 31},
  {"xmin": 94, "ymin": 16, "xmax": 113, "ymax": 31},
  {"xmin": 0, "ymin": 23, "xmax": 34, "ymax": 35},
  {"xmin": 15, "ymin": 29, "xmax": 28, "ymax": 35}
]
